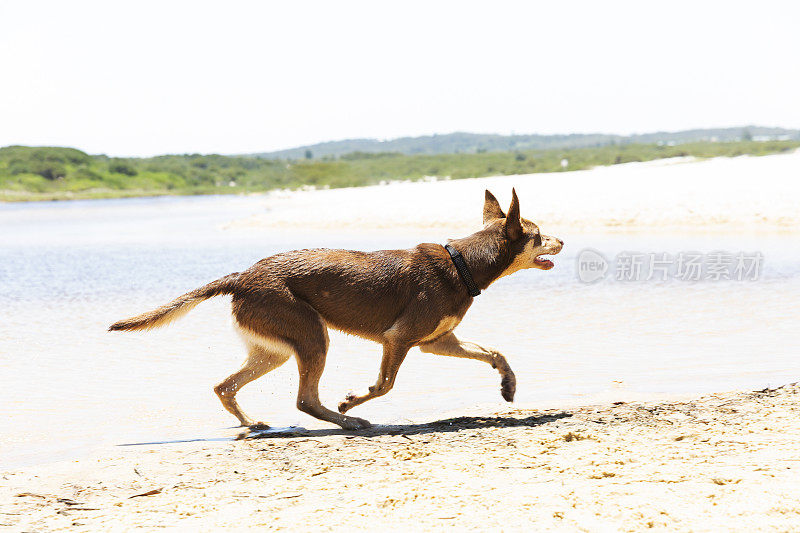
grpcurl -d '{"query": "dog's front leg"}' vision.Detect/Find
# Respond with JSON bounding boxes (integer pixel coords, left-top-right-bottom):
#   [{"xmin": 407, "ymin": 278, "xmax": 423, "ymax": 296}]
[
  {"xmin": 338, "ymin": 342, "xmax": 410, "ymax": 414},
  {"xmin": 418, "ymin": 331, "xmax": 516, "ymax": 402}
]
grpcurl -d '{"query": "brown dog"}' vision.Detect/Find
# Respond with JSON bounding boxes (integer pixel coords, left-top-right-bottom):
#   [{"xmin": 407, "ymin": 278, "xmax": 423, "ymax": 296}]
[{"xmin": 109, "ymin": 188, "xmax": 563, "ymax": 430}]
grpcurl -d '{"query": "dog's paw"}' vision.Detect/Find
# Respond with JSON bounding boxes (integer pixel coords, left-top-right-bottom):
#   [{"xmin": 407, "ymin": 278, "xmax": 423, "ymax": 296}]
[
  {"xmin": 248, "ymin": 422, "xmax": 271, "ymax": 431},
  {"xmin": 338, "ymin": 416, "xmax": 372, "ymax": 430},
  {"xmin": 338, "ymin": 392, "xmax": 358, "ymax": 413},
  {"xmin": 501, "ymin": 373, "xmax": 516, "ymax": 402}
]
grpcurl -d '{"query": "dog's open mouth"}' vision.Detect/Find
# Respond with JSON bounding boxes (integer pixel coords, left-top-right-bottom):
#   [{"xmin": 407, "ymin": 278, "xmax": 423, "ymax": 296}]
[{"xmin": 534, "ymin": 255, "xmax": 554, "ymax": 269}]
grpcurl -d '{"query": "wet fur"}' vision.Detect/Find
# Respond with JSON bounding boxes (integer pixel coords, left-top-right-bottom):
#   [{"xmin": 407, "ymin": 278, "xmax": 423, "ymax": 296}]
[{"xmin": 109, "ymin": 189, "xmax": 563, "ymax": 430}]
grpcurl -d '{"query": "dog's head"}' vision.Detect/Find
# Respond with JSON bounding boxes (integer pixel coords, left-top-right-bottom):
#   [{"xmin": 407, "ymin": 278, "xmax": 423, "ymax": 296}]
[{"xmin": 483, "ymin": 188, "xmax": 563, "ymax": 274}]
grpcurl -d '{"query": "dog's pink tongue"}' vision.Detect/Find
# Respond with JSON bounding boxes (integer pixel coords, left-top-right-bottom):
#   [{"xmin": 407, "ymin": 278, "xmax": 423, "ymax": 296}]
[{"xmin": 535, "ymin": 257, "xmax": 554, "ymax": 269}]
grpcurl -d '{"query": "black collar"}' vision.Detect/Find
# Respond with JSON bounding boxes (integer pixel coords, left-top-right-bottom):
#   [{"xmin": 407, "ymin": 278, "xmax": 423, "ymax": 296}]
[{"xmin": 444, "ymin": 244, "xmax": 481, "ymax": 297}]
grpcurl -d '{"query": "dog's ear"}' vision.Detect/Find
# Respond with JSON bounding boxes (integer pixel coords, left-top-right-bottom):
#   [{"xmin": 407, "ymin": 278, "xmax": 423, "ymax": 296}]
[
  {"xmin": 504, "ymin": 188, "xmax": 523, "ymax": 241},
  {"xmin": 483, "ymin": 190, "xmax": 505, "ymax": 223}
]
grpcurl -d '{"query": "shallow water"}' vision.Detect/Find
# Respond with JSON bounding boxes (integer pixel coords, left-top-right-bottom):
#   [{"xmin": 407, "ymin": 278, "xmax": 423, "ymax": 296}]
[{"xmin": 1, "ymin": 195, "xmax": 799, "ymax": 469}]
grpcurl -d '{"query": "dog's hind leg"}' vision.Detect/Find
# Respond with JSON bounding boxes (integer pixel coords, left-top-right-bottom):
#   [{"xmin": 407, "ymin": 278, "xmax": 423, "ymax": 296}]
[
  {"xmin": 233, "ymin": 293, "xmax": 371, "ymax": 430},
  {"xmin": 418, "ymin": 332, "xmax": 516, "ymax": 402},
  {"xmin": 214, "ymin": 336, "xmax": 293, "ymax": 428},
  {"xmin": 293, "ymin": 325, "xmax": 373, "ymax": 430},
  {"xmin": 337, "ymin": 342, "xmax": 410, "ymax": 414}
]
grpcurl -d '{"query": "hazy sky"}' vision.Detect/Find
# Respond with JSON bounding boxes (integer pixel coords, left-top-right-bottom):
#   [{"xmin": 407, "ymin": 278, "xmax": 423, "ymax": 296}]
[{"xmin": 1, "ymin": 1, "xmax": 798, "ymax": 156}]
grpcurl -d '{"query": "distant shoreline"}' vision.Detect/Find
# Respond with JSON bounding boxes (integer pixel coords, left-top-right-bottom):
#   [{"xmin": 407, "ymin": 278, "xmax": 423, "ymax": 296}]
[
  {"xmin": 2, "ymin": 140, "xmax": 798, "ymax": 203},
  {"xmin": 4, "ymin": 151, "xmax": 799, "ymax": 234},
  {"xmin": 0, "ymin": 187, "xmax": 248, "ymax": 203}
]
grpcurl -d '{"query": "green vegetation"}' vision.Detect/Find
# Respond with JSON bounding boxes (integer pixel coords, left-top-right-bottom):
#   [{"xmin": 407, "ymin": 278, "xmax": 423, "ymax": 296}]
[{"xmin": 2, "ymin": 140, "xmax": 799, "ymax": 202}]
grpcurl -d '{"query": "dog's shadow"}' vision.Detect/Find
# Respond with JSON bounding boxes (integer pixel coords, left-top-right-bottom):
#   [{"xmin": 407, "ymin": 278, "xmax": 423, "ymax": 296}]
[
  {"xmin": 118, "ymin": 412, "xmax": 571, "ymax": 447},
  {"xmin": 245, "ymin": 412, "xmax": 572, "ymax": 441}
]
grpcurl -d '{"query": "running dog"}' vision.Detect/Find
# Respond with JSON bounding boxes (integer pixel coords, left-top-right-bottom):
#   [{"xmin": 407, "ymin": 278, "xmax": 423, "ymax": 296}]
[{"xmin": 109, "ymin": 189, "xmax": 563, "ymax": 430}]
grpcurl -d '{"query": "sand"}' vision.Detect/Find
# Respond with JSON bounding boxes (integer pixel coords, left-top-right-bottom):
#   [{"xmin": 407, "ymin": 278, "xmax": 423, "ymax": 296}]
[
  {"xmin": 3, "ymin": 384, "xmax": 799, "ymax": 531},
  {"xmin": 227, "ymin": 151, "xmax": 800, "ymax": 233}
]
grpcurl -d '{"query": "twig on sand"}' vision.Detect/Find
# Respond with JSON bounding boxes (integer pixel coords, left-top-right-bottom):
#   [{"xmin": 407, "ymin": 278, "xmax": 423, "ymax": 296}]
[
  {"xmin": 128, "ymin": 488, "xmax": 162, "ymax": 499},
  {"xmin": 14, "ymin": 492, "xmax": 46, "ymax": 499}
]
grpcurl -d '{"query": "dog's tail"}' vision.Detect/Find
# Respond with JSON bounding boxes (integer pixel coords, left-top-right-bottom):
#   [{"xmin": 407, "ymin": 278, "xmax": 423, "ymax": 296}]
[{"xmin": 108, "ymin": 273, "xmax": 240, "ymax": 332}]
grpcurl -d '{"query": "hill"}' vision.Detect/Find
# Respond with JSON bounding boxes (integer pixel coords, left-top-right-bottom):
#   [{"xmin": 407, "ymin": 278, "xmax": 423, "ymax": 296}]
[{"xmin": 251, "ymin": 127, "xmax": 800, "ymax": 160}]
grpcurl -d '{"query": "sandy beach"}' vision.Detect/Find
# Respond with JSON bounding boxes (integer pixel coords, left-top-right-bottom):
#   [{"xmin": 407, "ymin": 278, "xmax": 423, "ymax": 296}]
[
  {"xmin": 228, "ymin": 151, "xmax": 800, "ymax": 233},
  {"xmin": 2, "ymin": 384, "xmax": 799, "ymax": 531}
]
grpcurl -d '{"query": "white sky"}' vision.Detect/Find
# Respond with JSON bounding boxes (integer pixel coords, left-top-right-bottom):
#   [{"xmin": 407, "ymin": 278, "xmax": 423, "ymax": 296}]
[{"xmin": 1, "ymin": 1, "xmax": 799, "ymax": 157}]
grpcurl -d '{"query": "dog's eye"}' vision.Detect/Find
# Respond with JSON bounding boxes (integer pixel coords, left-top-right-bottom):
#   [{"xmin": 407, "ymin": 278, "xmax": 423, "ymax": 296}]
[{"xmin": 533, "ymin": 233, "xmax": 542, "ymax": 247}]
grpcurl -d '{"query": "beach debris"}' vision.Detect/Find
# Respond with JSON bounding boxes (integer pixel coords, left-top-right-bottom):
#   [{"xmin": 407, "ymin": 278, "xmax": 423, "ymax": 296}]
[
  {"xmin": 563, "ymin": 432, "xmax": 590, "ymax": 442},
  {"xmin": 711, "ymin": 478, "xmax": 741, "ymax": 486},
  {"xmin": 14, "ymin": 492, "xmax": 46, "ymax": 499},
  {"xmin": 128, "ymin": 488, "xmax": 162, "ymax": 499},
  {"xmin": 392, "ymin": 448, "xmax": 431, "ymax": 461},
  {"xmin": 589, "ymin": 472, "xmax": 616, "ymax": 479},
  {"xmin": 55, "ymin": 499, "xmax": 99, "ymax": 513}
]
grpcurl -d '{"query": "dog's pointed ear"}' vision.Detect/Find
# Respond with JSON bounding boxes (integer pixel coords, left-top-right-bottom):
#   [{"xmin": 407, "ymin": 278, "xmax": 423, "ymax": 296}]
[
  {"xmin": 504, "ymin": 188, "xmax": 523, "ymax": 241},
  {"xmin": 483, "ymin": 189, "xmax": 505, "ymax": 223}
]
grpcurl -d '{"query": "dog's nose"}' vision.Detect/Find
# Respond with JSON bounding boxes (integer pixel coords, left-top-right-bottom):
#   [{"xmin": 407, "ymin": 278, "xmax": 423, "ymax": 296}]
[{"xmin": 557, "ymin": 238, "xmax": 564, "ymax": 246}]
